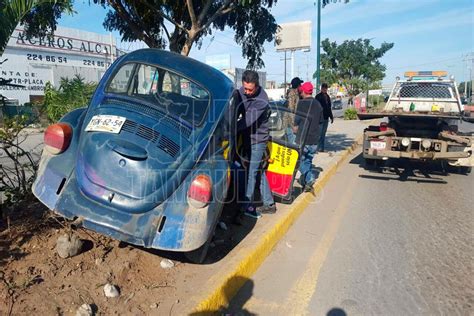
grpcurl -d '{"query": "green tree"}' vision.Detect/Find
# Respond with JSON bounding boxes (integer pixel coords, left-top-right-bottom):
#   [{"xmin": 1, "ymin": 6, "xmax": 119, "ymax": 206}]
[
  {"xmin": 316, "ymin": 38, "xmax": 394, "ymax": 95},
  {"xmin": 458, "ymin": 81, "xmax": 472, "ymax": 95},
  {"xmin": 96, "ymin": 0, "xmax": 279, "ymax": 69},
  {"xmin": 0, "ymin": 0, "xmax": 73, "ymax": 56}
]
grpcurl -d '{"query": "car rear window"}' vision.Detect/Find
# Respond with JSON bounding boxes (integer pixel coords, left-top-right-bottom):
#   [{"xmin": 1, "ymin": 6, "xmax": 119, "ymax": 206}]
[
  {"xmin": 396, "ymin": 83, "xmax": 453, "ymax": 99},
  {"xmin": 106, "ymin": 63, "xmax": 210, "ymax": 125}
]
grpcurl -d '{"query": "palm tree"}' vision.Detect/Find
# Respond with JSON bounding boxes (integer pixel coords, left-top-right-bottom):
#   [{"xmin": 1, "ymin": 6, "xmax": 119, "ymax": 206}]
[{"xmin": 0, "ymin": 0, "xmax": 72, "ymax": 56}]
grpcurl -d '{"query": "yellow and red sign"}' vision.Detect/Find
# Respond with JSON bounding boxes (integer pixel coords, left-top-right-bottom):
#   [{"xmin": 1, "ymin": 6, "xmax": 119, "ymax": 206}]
[{"xmin": 266, "ymin": 142, "xmax": 299, "ymax": 197}]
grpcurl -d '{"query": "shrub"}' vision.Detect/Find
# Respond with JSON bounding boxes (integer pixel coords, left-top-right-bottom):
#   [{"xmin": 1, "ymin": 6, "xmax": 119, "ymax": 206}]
[
  {"xmin": 0, "ymin": 115, "xmax": 41, "ymax": 214},
  {"xmin": 344, "ymin": 108, "xmax": 358, "ymax": 120},
  {"xmin": 44, "ymin": 75, "xmax": 97, "ymax": 122}
]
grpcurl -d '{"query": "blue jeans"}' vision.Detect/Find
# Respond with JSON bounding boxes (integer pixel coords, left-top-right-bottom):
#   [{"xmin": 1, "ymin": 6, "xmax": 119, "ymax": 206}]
[
  {"xmin": 242, "ymin": 142, "xmax": 274, "ymax": 210},
  {"xmin": 286, "ymin": 127, "xmax": 296, "ymax": 144},
  {"xmin": 319, "ymin": 119, "xmax": 329, "ymax": 151},
  {"xmin": 299, "ymin": 144, "xmax": 318, "ymax": 186}
]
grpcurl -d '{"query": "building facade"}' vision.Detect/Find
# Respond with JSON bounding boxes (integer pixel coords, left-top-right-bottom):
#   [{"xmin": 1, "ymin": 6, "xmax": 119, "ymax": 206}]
[{"xmin": 0, "ymin": 26, "xmax": 117, "ymax": 105}]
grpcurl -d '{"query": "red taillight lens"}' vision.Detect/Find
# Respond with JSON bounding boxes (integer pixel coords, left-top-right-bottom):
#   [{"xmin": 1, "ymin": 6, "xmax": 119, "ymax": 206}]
[
  {"xmin": 379, "ymin": 122, "xmax": 388, "ymax": 132},
  {"xmin": 188, "ymin": 174, "xmax": 212, "ymax": 208},
  {"xmin": 44, "ymin": 123, "xmax": 72, "ymax": 154}
]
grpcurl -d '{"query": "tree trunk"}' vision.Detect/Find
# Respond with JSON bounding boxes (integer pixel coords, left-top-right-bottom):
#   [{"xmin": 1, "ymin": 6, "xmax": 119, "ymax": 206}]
[
  {"xmin": 180, "ymin": 29, "xmax": 197, "ymax": 56},
  {"xmin": 181, "ymin": 40, "xmax": 193, "ymax": 56}
]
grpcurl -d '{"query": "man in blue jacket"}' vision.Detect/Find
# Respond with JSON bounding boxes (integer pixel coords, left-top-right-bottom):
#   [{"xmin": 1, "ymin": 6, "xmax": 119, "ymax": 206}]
[{"xmin": 236, "ymin": 70, "xmax": 276, "ymax": 220}]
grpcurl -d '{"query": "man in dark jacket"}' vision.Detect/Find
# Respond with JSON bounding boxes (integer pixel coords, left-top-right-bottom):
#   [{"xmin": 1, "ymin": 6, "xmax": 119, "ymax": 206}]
[
  {"xmin": 315, "ymin": 83, "xmax": 334, "ymax": 152},
  {"xmin": 236, "ymin": 70, "xmax": 276, "ymax": 219},
  {"xmin": 294, "ymin": 82, "xmax": 324, "ymax": 192}
]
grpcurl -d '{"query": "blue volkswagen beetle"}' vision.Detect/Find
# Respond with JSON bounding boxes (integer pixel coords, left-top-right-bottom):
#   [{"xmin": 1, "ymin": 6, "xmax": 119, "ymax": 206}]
[{"xmin": 33, "ymin": 49, "xmax": 309, "ymax": 262}]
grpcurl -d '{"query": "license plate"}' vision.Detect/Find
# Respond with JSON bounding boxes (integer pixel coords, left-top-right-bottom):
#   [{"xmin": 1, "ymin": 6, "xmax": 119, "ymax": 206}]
[
  {"xmin": 370, "ymin": 141, "xmax": 386, "ymax": 150},
  {"xmin": 85, "ymin": 115, "xmax": 126, "ymax": 134}
]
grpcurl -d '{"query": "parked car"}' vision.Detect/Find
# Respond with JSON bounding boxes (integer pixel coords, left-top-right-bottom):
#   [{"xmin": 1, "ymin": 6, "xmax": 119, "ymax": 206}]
[
  {"xmin": 332, "ymin": 99, "xmax": 343, "ymax": 110},
  {"xmin": 33, "ymin": 49, "xmax": 311, "ymax": 262}
]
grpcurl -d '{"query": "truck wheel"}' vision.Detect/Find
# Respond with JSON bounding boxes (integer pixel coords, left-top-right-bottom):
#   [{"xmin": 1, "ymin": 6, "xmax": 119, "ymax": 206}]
[{"xmin": 445, "ymin": 164, "xmax": 472, "ymax": 175}]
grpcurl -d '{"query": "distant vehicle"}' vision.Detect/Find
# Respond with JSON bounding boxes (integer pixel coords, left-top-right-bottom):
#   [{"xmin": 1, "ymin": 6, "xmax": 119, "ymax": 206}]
[
  {"xmin": 32, "ymin": 49, "xmax": 311, "ymax": 262},
  {"xmin": 332, "ymin": 99, "xmax": 343, "ymax": 110},
  {"xmin": 358, "ymin": 71, "xmax": 474, "ymax": 173}
]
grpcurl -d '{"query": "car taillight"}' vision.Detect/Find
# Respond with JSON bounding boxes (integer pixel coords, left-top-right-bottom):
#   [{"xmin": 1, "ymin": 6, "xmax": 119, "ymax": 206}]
[
  {"xmin": 379, "ymin": 122, "xmax": 388, "ymax": 132},
  {"xmin": 44, "ymin": 123, "xmax": 72, "ymax": 154},
  {"xmin": 187, "ymin": 174, "xmax": 212, "ymax": 209}
]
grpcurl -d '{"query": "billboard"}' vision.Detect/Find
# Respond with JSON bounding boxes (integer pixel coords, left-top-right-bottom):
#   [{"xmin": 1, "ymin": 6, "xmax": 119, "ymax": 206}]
[{"xmin": 275, "ymin": 21, "xmax": 312, "ymax": 52}]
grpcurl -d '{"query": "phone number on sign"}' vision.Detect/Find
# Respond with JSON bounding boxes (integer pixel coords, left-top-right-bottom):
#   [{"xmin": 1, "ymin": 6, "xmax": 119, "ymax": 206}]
[
  {"xmin": 83, "ymin": 59, "xmax": 110, "ymax": 67},
  {"xmin": 27, "ymin": 53, "xmax": 67, "ymax": 63}
]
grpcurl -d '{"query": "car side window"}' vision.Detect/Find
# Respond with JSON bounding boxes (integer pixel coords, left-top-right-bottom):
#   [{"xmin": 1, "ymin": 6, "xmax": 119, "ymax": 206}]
[{"xmin": 106, "ymin": 63, "xmax": 135, "ymax": 93}]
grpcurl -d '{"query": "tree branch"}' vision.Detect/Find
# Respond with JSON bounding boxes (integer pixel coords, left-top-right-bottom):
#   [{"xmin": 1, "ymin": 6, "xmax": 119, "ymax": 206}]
[
  {"xmin": 108, "ymin": 0, "xmax": 157, "ymax": 47},
  {"xmin": 201, "ymin": 0, "xmax": 235, "ymax": 32},
  {"xmin": 161, "ymin": 21, "xmax": 171, "ymax": 42},
  {"xmin": 140, "ymin": 0, "xmax": 189, "ymax": 35},
  {"xmin": 197, "ymin": 0, "xmax": 212, "ymax": 25},
  {"xmin": 186, "ymin": 0, "xmax": 197, "ymax": 26}
]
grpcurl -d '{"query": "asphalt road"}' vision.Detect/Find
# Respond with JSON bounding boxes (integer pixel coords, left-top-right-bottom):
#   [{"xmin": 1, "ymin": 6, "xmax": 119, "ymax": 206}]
[{"xmin": 229, "ymin": 150, "xmax": 474, "ymax": 315}]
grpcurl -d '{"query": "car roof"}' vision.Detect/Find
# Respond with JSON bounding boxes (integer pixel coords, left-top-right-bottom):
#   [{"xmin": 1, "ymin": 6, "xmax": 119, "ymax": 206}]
[{"xmin": 119, "ymin": 48, "xmax": 234, "ymax": 99}]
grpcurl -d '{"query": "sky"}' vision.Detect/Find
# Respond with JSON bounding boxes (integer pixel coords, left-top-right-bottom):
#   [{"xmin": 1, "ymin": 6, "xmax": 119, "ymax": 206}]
[{"xmin": 59, "ymin": 0, "xmax": 474, "ymax": 86}]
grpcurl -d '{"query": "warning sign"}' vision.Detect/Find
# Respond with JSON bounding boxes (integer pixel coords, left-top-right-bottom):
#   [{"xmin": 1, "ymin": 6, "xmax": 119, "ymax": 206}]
[{"xmin": 266, "ymin": 142, "xmax": 299, "ymax": 198}]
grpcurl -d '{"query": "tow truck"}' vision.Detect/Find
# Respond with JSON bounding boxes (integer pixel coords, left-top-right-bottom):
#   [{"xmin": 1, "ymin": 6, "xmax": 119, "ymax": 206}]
[{"xmin": 358, "ymin": 71, "xmax": 474, "ymax": 174}]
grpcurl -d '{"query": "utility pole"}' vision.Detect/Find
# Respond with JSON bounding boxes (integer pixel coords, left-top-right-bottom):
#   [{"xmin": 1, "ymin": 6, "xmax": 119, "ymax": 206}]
[
  {"xmin": 316, "ymin": 0, "xmax": 321, "ymax": 89},
  {"xmin": 281, "ymin": 52, "xmax": 291, "ymax": 91},
  {"xmin": 291, "ymin": 50, "xmax": 295, "ymax": 79}
]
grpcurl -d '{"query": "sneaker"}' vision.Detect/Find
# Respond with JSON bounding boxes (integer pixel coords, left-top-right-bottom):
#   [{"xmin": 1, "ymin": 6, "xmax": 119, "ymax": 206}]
[
  {"xmin": 297, "ymin": 177, "xmax": 305, "ymax": 188},
  {"xmin": 243, "ymin": 208, "xmax": 262, "ymax": 219},
  {"xmin": 304, "ymin": 181, "xmax": 315, "ymax": 192},
  {"xmin": 257, "ymin": 204, "xmax": 277, "ymax": 214}
]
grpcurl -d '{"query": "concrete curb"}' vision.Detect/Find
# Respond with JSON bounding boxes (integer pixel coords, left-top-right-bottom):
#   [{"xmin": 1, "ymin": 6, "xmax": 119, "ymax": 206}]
[{"xmin": 192, "ymin": 136, "xmax": 363, "ymax": 314}]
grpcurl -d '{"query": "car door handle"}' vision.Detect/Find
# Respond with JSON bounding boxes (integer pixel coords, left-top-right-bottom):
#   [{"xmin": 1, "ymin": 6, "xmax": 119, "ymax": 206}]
[{"xmin": 109, "ymin": 140, "xmax": 148, "ymax": 160}]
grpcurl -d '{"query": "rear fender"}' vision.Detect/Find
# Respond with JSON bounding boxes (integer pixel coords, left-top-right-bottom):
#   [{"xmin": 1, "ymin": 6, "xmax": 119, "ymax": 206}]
[
  {"xmin": 152, "ymin": 156, "xmax": 229, "ymax": 251},
  {"xmin": 32, "ymin": 108, "xmax": 87, "ymax": 209}
]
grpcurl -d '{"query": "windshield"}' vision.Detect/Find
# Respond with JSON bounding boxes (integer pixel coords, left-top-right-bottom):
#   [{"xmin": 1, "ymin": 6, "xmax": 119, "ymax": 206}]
[
  {"xmin": 106, "ymin": 63, "xmax": 210, "ymax": 125},
  {"xmin": 394, "ymin": 82, "xmax": 454, "ymax": 99}
]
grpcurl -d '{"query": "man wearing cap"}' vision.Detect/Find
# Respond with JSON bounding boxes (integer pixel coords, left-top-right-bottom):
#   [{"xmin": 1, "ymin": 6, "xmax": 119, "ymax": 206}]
[
  {"xmin": 235, "ymin": 70, "xmax": 276, "ymax": 220},
  {"xmin": 284, "ymin": 77, "xmax": 303, "ymax": 143},
  {"xmin": 293, "ymin": 82, "xmax": 324, "ymax": 192}
]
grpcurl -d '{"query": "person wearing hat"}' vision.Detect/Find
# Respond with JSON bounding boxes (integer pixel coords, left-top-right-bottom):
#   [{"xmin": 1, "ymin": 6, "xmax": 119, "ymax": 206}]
[
  {"xmin": 284, "ymin": 77, "xmax": 304, "ymax": 143},
  {"xmin": 293, "ymin": 81, "xmax": 324, "ymax": 192}
]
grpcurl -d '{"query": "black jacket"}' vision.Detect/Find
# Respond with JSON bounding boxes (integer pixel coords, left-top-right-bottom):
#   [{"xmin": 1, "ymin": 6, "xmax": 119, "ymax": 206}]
[
  {"xmin": 295, "ymin": 97, "xmax": 323, "ymax": 145},
  {"xmin": 236, "ymin": 86, "xmax": 270, "ymax": 145},
  {"xmin": 316, "ymin": 92, "xmax": 334, "ymax": 121}
]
